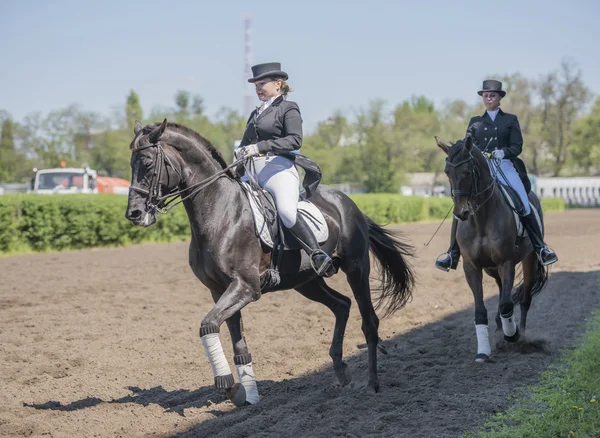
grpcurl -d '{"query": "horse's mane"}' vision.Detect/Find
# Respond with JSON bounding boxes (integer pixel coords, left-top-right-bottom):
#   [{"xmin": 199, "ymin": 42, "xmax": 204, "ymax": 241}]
[
  {"xmin": 166, "ymin": 123, "xmax": 230, "ymax": 170},
  {"xmin": 447, "ymin": 138, "xmax": 467, "ymax": 162},
  {"xmin": 447, "ymin": 137, "xmax": 484, "ymax": 164}
]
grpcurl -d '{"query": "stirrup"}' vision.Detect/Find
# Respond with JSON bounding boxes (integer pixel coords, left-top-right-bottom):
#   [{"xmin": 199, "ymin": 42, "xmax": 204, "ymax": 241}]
[
  {"xmin": 538, "ymin": 246, "xmax": 558, "ymax": 266},
  {"xmin": 434, "ymin": 252, "xmax": 458, "ymax": 272},
  {"xmin": 310, "ymin": 249, "xmax": 334, "ymax": 277}
]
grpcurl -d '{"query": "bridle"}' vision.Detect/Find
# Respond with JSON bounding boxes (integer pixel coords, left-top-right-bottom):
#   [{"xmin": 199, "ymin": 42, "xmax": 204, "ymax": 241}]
[
  {"xmin": 129, "ymin": 140, "xmax": 243, "ymax": 214},
  {"xmin": 445, "ymin": 150, "xmax": 497, "ymax": 215}
]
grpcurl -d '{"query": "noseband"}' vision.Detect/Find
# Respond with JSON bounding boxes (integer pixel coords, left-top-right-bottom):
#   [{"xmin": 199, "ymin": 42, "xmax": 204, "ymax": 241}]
[
  {"xmin": 129, "ymin": 140, "xmax": 243, "ymax": 214},
  {"xmin": 445, "ymin": 151, "xmax": 496, "ymax": 215}
]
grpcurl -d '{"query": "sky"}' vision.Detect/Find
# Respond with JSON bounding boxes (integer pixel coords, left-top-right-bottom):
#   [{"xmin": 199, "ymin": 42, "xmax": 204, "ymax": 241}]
[{"xmin": 2, "ymin": 0, "xmax": 599, "ymax": 133}]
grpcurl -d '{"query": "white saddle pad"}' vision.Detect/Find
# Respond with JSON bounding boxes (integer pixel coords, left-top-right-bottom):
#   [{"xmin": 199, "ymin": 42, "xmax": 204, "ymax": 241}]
[
  {"xmin": 499, "ymin": 185, "xmax": 542, "ymax": 238},
  {"xmin": 240, "ymin": 181, "xmax": 329, "ymax": 249}
]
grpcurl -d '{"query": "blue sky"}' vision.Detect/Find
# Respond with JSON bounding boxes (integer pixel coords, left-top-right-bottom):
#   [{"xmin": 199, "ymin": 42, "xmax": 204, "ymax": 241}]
[{"xmin": 2, "ymin": 0, "xmax": 599, "ymax": 133}]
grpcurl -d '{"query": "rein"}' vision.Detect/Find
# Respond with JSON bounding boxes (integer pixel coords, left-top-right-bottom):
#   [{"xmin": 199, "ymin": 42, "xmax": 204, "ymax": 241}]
[{"xmin": 130, "ymin": 141, "xmax": 244, "ymax": 214}]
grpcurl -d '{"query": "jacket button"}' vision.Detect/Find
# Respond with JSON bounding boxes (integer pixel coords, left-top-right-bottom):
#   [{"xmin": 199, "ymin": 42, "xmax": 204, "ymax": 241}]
[
  {"xmin": 484, "ymin": 127, "xmax": 487, "ymax": 130},
  {"xmin": 484, "ymin": 138, "xmax": 488, "ymax": 141},
  {"xmin": 495, "ymin": 137, "xmax": 497, "ymax": 140},
  {"xmin": 494, "ymin": 127, "xmax": 497, "ymax": 130}
]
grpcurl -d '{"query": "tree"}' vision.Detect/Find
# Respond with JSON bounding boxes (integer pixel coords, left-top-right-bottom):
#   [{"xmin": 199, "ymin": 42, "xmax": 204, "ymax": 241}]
[
  {"xmin": 175, "ymin": 90, "xmax": 190, "ymax": 121},
  {"xmin": 126, "ymin": 90, "xmax": 143, "ymax": 131},
  {"xmin": 356, "ymin": 100, "xmax": 399, "ymax": 193},
  {"xmin": 538, "ymin": 59, "xmax": 591, "ymax": 176},
  {"xmin": 499, "ymin": 73, "xmax": 544, "ymax": 174},
  {"xmin": 0, "ymin": 118, "xmax": 18, "ymax": 181},
  {"xmin": 191, "ymin": 95, "xmax": 205, "ymax": 116},
  {"xmin": 570, "ymin": 97, "xmax": 600, "ymax": 175}
]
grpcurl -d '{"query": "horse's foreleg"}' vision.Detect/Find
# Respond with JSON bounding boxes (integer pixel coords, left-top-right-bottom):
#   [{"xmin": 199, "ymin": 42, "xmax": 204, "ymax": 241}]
[
  {"xmin": 464, "ymin": 262, "xmax": 490, "ymax": 362},
  {"xmin": 498, "ymin": 261, "xmax": 519, "ymax": 342},
  {"xmin": 224, "ymin": 311, "xmax": 259, "ymax": 405},
  {"xmin": 295, "ymin": 279, "xmax": 352, "ymax": 387},
  {"xmin": 484, "ymin": 268, "xmax": 503, "ymax": 332},
  {"xmin": 200, "ymin": 279, "xmax": 259, "ymax": 406}
]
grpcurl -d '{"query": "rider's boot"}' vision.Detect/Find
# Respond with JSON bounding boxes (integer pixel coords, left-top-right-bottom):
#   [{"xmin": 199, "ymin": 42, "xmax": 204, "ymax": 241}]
[
  {"xmin": 435, "ymin": 217, "xmax": 461, "ymax": 272},
  {"xmin": 288, "ymin": 215, "xmax": 336, "ymax": 277},
  {"xmin": 521, "ymin": 212, "xmax": 558, "ymax": 266}
]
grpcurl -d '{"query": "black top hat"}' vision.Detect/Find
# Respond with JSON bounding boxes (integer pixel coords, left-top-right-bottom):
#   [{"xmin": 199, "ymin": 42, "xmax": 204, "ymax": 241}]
[
  {"xmin": 248, "ymin": 62, "xmax": 288, "ymax": 83},
  {"xmin": 478, "ymin": 79, "xmax": 506, "ymax": 97}
]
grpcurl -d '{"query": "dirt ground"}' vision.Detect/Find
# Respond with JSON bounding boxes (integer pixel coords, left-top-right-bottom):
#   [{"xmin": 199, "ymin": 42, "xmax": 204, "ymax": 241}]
[{"xmin": 1, "ymin": 209, "xmax": 599, "ymax": 438}]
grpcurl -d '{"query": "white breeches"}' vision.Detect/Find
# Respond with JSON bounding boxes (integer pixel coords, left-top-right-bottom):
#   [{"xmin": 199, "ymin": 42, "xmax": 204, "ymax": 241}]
[
  {"xmin": 247, "ymin": 155, "xmax": 300, "ymax": 228},
  {"xmin": 488, "ymin": 158, "xmax": 530, "ymax": 214}
]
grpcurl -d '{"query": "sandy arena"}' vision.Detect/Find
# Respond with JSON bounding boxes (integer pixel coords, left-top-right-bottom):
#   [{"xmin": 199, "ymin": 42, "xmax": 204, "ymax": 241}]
[{"xmin": 1, "ymin": 210, "xmax": 599, "ymax": 438}]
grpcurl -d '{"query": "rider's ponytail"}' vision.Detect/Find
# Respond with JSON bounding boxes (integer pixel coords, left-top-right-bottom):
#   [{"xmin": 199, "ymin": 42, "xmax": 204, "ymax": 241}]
[{"xmin": 279, "ymin": 80, "xmax": 293, "ymax": 96}]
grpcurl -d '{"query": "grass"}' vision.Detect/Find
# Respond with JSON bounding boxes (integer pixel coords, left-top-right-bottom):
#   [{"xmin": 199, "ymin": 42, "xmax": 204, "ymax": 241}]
[{"xmin": 465, "ymin": 307, "xmax": 600, "ymax": 438}]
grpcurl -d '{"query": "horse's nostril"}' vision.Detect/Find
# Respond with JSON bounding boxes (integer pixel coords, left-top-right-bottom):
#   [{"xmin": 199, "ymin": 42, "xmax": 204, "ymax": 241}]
[{"xmin": 128, "ymin": 209, "xmax": 143, "ymax": 220}]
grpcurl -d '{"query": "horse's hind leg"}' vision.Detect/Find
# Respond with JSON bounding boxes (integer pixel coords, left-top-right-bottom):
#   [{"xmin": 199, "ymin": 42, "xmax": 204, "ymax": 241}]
[
  {"xmin": 498, "ymin": 261, "xmax": 519, "ymax": 343},
  {"xmin": 345, "ymin": 260, "xmax": 380, "ymax": 392},
  {"xmin": 295, "ymin": 279, "xmax": 352, "ymax": 386},
  {"xmin": 224, "ymin": 310, "xmax": 259, "ymax": 405},
  {"xmin": 517, "ymin": 253, "xmax": 535, "ymax": 338}
]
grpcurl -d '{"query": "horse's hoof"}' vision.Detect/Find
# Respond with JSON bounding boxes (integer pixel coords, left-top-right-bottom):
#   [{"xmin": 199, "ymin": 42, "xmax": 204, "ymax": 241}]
[
  {"xmin": 367, "ymin": 379, "xmax": 380, "ymax": 394},
  {"xmin": 334, "ymin": 363, "xmax": 352, "ymax": 387},
  {"xmin": 474, "ymin": 353, "xmax": 492, "ymax": 363},
  {"xmin": 226, "ymin": 383, "xmax": 247, "ymax": 407},
  {"xmin": 504, "ymin": 327, "xmax": 520, "ymax": 343}
]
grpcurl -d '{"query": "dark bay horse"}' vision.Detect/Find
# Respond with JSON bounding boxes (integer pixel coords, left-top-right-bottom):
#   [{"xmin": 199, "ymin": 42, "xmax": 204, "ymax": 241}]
[
  {"xmin": 435, "ymin": 135, "xmax": 548, "ymax": 362},
  {"xmin": 125, "ymin": 119, "xmax": 415, "ymax": 405}
]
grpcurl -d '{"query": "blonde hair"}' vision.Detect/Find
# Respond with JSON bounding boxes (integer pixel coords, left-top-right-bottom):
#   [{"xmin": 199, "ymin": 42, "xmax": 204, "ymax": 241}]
[{"xmin": 274, "ymin": 78, "xmax": 293, "ymax": 96}]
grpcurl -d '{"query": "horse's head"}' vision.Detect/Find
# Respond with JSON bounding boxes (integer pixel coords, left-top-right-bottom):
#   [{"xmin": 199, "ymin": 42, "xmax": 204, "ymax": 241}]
[
  {"xmin": 126, "ymin": 119, "xmax": 183, "ymax": 227},
  {"xmin": 436, "ymin": 135, "xmax": 493, "ymax": 220}
]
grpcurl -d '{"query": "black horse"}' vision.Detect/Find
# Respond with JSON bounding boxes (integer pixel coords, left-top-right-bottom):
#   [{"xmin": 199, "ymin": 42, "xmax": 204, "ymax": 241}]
[
  {"xmin": 435, "ymin": 135, "xmax": 548, "ymax": 362},
  {"xmin": 125, "ymin": 119, "xmax": 415, "ymax": 405}
]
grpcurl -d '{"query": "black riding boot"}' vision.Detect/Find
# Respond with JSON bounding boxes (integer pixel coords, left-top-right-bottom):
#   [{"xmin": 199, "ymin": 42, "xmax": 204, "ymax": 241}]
[
  {"xmin": 435, "ymin": 217, "xmax": 461, "ymax": 272},
  {"xmin": 521, "ymin": 212, "xmax": 558, "ymax": 266},
  {"xmin": 288, "ymin": 215, "xmax": 336, "ymax": 278}
]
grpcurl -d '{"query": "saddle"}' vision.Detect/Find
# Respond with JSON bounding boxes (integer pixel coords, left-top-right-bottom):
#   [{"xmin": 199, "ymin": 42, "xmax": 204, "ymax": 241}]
[
  {"xmin": 239, "ymin": 181, "xmax": 329, "ymax": 289},
  {"xmin": 498, "ymin": 184, "xmax": 542, "ymax": 239}
]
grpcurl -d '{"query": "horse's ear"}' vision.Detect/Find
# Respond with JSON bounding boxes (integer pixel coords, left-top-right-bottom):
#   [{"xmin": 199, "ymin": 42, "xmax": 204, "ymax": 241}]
[
  {"xmin": 149, "ymin": 118, "xmax": 168, "ymax": 143},
  {"xmin": 465, "ymin": 134, "xmax": 473, "ymax": 151},
  {"xmin": 435, "ymin": 136, "xmax": 450, "ymax": 155},
  {"xmin": 134, "ymin": 120, "xmax": 143, "ymax": 135}
]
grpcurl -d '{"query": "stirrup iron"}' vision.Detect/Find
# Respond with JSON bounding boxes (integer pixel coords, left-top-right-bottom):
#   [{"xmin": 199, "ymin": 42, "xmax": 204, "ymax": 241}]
[{"xmin": 310, "ymin": 249, "xmax": 334, "ymax": 276}]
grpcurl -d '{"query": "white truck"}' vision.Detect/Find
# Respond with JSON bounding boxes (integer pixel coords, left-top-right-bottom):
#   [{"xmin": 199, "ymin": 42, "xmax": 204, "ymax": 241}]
[
  {"xmin": 32, "ymin": 167, "xmax": 98, "ymax": 194},
  {"xmin": 31, "ymin": 167, "xmax": 130, "ymax": 195}
]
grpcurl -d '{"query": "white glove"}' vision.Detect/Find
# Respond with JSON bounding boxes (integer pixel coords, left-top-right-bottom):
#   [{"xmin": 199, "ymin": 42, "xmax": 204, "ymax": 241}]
[
  {"xmin": 492, "ymin": 149, "xmax": 505, "ymax": 160},
  {"xmin": 235, "ymin": 144, "xmax": 260, "ymax": 160}
]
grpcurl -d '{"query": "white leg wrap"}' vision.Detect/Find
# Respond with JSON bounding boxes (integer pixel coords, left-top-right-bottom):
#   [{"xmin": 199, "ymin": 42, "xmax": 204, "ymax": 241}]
[
  {"xmin": 475, "ymin": 324, "xmax": 491, "ymax": 357},
  {"xmin": 501, "ymin": 314, "xmax": 517, "ymax": 337},
  {"xmin": 236, "ymin": 362, "xmax": 260, "ymax": 404},
  {"xmin": 201, "ymin": 333, "xmax": 232, "ymax": 378}
]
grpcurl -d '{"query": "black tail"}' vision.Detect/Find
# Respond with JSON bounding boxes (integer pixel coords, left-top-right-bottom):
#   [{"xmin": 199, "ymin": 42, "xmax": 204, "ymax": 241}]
[
  {"xmin": 365, "ymin": 215, "xmax": 416, "ymax": 318},
  {"xmin": 512, "ymin": 255, "xmax": 549, "ymax": 303}
]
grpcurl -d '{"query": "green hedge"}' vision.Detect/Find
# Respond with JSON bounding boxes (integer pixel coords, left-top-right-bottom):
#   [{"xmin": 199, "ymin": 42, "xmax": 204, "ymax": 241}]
[
  {"xmin": 349, "ymin": 194, "xmax": 454, "ymax": 224},
  {"xmin": 0, "ymin": 193, "xmax": 566, "ymax": 255},
  {"xmin": 349, "ymin": 194, "xmax": 565, "ymax": 224},
  {"xmin": 541, "ymin": 197, "xmax": 566, "ymax": 212},
  {"xmin": 0, "ymin": 194, "xmax": 189, "ymax": 254}
]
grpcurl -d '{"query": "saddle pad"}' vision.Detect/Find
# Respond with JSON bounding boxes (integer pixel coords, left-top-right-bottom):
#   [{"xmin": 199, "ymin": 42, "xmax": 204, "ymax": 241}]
[
  {"xmin": 240, "ymin": 181, "xmax": 329, "ymax": 249},
  {"xmin": 499, "ymin": 185, "xmax": 542, "ymax": 238}
]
